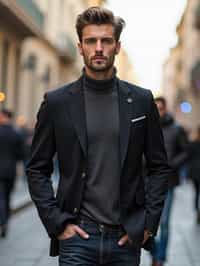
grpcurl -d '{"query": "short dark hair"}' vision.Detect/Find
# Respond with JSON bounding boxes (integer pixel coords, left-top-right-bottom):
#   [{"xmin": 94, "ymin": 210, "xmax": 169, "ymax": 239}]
[
  {"xmin": 76, "ymin": 6, "xmax": 125, "ymax": 42},
  {"xmin": 154, "ymin": 96, "xmax": 167, "ymax": 107},
  {"xmin": 0, "ymin": 108, "xmax": 13, "ymax": 119}
]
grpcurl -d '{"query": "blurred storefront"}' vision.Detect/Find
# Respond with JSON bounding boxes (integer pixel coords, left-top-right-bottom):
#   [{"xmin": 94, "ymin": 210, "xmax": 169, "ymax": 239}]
[
  {"xmin": 0, "ymin": 0, "xmax": 44, "ymax": 120},
  {"xmin": 162, "ymin": 0, "xmax": 200, "ymax": 130},
  {"xmin": 0, "ymin": 0, "xmax": 106, "ymax": 122},
  {"xmin": 0, "ymin": 0, "xmax": 136, "ymax": 123}
]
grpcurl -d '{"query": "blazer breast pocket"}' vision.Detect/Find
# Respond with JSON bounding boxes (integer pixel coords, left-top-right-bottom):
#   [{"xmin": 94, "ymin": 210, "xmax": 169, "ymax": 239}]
[{"xmin": 131, "ymin": 115, "xmax": 146, "ymax": 129}]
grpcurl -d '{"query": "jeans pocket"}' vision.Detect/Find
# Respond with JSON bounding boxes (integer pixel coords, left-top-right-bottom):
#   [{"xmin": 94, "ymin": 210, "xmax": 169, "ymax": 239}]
[
  {"xmin": 59, "ymin": 232, "xmax": 79, "ymax": 242},
  {"xmin": 123, "ymin": 240, "xmax": 133, "ymax": 249}
]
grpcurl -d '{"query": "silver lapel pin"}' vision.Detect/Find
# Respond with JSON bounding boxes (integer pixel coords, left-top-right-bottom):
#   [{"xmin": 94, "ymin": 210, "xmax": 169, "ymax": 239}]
[{"xmin": 127, "ymin": 97, "xmax": 133, "ymax": 103}]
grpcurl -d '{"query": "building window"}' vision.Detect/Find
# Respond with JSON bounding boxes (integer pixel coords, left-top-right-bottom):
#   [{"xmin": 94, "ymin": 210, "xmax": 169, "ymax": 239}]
[
  {"xmin": 1, "ymin": 39, "xmax": 9, "ymax": 98},
  {"xmin": 41, "ymin": 65, "xmax": 51, "ymax": 88},
  {"xmin": 14, "ymin": 47, "xmax": 21, "ymax": 112},
  {"xmin": 194, "ymin": 4, "xmax": 200, "ymax": 29},
  {"xmin": 23, "ymin": 54, "xmax": 37, "ymax": 71},
  {"xmin": 22, "ymin": 53, "xmax": 37, "ymax": 118}
]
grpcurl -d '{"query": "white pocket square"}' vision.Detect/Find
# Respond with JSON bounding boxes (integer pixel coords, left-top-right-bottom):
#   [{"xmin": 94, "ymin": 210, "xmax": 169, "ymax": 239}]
[{"xmin": 131, "ymin": 115, "xmax": 146, "ymax": 123}]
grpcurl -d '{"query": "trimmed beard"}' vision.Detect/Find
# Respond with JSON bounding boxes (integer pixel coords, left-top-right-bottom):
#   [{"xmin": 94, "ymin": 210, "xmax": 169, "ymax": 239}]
[{"xmin": 82, "ymin": 51, "xmax": 116, "ymax": 73}]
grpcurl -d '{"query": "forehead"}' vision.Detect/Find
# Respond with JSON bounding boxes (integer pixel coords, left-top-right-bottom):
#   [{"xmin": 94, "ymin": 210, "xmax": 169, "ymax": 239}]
[{"xmin": 82, "ymin": 24, "xmax": 115, "ymax": 39}]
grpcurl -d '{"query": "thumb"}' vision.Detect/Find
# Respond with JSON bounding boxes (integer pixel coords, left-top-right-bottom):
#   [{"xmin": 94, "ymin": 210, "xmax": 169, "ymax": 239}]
[
  {"xmin": 118, "ymin": 234, "xmax": 128, "ymax": 246},
  {"xmin": 74, "ymin": 225, "xmax": 89, "ymax": 239}
]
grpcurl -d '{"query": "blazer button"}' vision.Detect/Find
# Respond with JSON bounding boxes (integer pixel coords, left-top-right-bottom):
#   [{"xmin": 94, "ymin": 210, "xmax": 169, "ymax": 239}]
[
  {"xmin": 73, "ymin": 207, "xmax": 78, "ymax": 214},
  {"xmin": 81, "ymin": 172, "xmax": 86, "ymax": 178},
  {"xmin": 127, "ymin": 97, "xmax": 133, "ymax": 103}
]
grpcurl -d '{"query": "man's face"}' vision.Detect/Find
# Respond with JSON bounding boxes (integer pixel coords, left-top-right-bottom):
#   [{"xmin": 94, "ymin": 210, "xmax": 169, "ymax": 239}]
[
  {"xmin": 0, "ymin": 112, "xmax": 8, "ymax": 125},
  {"xmin": 78, "ymin": 24, "xmax": 120, "ymax": 74},
  {"xmin": 155, "ymin": 101, "xmax": 167, "ymax": 118}
]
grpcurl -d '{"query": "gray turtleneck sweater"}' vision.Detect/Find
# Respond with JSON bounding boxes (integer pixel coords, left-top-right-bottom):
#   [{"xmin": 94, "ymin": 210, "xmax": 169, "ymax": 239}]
[{"xmin": 80, "ymin": 74, "xmax": 121, "ymax": 225}]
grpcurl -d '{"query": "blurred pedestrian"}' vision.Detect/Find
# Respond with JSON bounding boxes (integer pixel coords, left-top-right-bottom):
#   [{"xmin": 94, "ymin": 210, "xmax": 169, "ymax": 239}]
[
  {"xmin": 187, "ymin": 126, "xmax": 200, "ymax": 224},
  {"xmin": 0, "ymin": 109, "xmax": 24, "ymax": 237},
  {"xmin": 16, "ymin": 116, "xmax": 33, "ymax": 160},
  {"xmin": 16, "ymin": 116, "xmax": 33, "ymax": 181},
  {"xmin": 151, "ymin": 97, "xmax": 188, "ymax": 266},
  {"xmin": 27, "ymin": 7, "xmax": 170, "ymax": 266}
]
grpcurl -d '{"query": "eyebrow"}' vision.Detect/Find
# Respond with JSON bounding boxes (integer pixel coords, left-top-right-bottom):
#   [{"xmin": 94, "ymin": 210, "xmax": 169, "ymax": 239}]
[
  {"xmin": 83, "ymin": 36, "xmax": 114, "ymax": 39},
  {"xmin": 83, "ymin": 36, "xmax": 115, "ymax": 42}
]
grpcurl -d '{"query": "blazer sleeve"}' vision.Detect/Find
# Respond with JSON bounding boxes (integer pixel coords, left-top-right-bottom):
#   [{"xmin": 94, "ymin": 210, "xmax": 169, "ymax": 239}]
[
  {"xmin": 144, "ymin": 91, "xmax": 170, "ymax": 235},
  {"xmin": 26, "ymin": 94, "xmax": 75, "ymax": 238}
]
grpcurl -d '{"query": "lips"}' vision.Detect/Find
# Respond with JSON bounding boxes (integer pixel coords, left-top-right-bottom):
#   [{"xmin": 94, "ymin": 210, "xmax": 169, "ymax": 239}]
[{"xmin": 92, "ymin": 57, "xmax": 106, "ymax": 60}]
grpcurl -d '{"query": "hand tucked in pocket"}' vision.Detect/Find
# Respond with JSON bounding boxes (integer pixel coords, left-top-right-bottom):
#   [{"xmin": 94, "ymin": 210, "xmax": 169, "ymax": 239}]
[
  {"xmin": 118, "ymin": 234, "xmax": 133, "ymax": 246},
  {"xmin": 142, "ymin": 229, "xmax": 152, "ymax": 245},
  {"xmin": 118, "ymin": 230, "xmax": 152, "ymax": 247},
  {"xmin": 57, "ymin": 224, "xmax": 89, "ymax": 240}
]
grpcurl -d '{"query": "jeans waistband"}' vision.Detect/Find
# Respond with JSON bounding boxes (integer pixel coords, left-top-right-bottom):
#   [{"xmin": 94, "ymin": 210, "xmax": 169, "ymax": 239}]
[{"xmin": 76, "ymin": 214, "xmax": 125, "ymax": 233}]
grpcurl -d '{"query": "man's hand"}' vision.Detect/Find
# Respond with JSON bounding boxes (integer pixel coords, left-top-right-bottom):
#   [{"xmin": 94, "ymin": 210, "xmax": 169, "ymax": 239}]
[
  {"xmin": 142, "ymin": 229, "xmax": 152, "ymax": 245},
  {"xmin": 118, "ymin": 234, "xmax": 132, "ymax": 246},
  {"xmin": 57, "ymin": 224, "xmax": 89, "ymax": 240},
  {"xmin": 118, "ymin": 230, "xmax": 153, "ymax": 246}
]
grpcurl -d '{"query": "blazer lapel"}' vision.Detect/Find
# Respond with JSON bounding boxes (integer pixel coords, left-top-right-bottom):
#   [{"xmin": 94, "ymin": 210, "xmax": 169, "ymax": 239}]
[
  {"xmin": 118, "ymin": 80, "xmax": 134, "ymax": 172},
  {"xmin": 65, "ymin": 78, "xmax": 135, "ymax": 165},
  {"xmin": 67, "ymin": 78, "xmax": 87, "ymax": 157}
]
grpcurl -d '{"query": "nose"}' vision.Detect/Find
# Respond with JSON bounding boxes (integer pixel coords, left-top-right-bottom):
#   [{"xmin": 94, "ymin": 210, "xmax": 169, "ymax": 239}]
[{"xmin": 95, "ymin": 40, "xmax": 103, "ymax": 52}]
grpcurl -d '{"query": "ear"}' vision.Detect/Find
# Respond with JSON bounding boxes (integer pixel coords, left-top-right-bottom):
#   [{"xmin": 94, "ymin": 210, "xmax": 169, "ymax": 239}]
[
  {"xmin": 78, "ymin": 42, "xmax": 83, "ymax": 56},
  {"xmin": 115, "ymin": 41, "xmax": 121, "ymax": 55}
]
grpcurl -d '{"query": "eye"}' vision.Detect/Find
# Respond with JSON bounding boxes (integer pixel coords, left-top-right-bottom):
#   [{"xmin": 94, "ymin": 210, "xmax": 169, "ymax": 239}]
[
  {"xmin": 84, "ymin": 38, "xmax": 96, "ymax": 44},
  {"xmin": 102, "ymin": 38, "xmax": 114, "ymax": 44}
]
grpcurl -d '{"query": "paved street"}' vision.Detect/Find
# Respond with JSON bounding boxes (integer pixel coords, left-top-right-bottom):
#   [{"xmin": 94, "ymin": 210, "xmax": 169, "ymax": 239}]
[
  {"xmin": 0, "ymin": 181, "xmax": 200, "ymax": 266},
  {"xmin": 11, "ymin": 175, "xmax": 31, "ymax": 212},
  {"xmin": 142, "ymin": 181, "xmax": 200, "ymax": 266}
]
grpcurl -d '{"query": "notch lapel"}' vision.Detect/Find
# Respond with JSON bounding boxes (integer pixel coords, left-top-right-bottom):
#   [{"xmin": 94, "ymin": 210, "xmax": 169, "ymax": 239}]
[
  {"xmin": 118, "ymin": 80, "xmax": 134, "ymax": 172},
  {"xmin": 67, "ymin": 79, "xmax": 87, "ymax": 157}
]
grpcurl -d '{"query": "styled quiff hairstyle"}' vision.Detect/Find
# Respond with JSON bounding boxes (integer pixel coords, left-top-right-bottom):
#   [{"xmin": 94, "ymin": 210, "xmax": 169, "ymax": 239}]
[{"xmin": 76, "ymin": 6, "xmax": 125, "ymax": 42}]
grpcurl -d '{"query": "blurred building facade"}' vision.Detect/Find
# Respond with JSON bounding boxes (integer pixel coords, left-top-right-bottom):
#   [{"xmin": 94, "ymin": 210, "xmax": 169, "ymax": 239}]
[
  {"xmin": 115, "ymin": 49, "xmax": 137, "ymax": 84},
  {"xmin": 0, "ymin": 0, "xmax": 101, "ymax": 122},
  {"xmin": 162, "ymin": 0, "xmax": 200, "ymax": 130},
  {"xmin": 0, "ymin": 0, "xmax": 135, "ymax": 123}
]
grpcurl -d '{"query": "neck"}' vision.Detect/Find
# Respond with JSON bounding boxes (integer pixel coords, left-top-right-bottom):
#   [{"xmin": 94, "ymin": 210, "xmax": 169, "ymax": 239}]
[{"xmin": 84, "ymin": 66, "xmax": 114, "ymax": 80}]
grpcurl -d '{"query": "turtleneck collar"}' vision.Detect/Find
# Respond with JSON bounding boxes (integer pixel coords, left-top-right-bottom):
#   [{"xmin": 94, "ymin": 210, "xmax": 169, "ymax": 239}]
[{"xmin": 83, "ymin": 68, "xmax": 117, "ymax": 93}]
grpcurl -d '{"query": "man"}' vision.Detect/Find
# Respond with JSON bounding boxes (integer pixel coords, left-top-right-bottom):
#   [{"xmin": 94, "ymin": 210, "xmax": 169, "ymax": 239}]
[
  {"xmin": 151, "ymin": 97, "xmax": 188, "ymax": 266},
  {"xmin": 27, "ymin": 7, "xmax": 170, "ymax": 266},
  {"xmin": 0, "ymin": 109, "xmax": 24, "ymax": 237}
]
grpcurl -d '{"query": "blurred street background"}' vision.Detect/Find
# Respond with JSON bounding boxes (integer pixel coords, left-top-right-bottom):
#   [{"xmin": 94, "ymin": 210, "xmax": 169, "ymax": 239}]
[{"xmin": 0, "ymin": 0, "xmax": 200, "ymax": 266}]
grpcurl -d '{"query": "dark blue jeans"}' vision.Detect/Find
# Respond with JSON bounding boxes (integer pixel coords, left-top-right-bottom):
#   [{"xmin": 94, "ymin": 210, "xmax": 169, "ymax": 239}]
[
  {"xmin": 59, "ymin": 219, "xmax": 141, "ymax": 266},
  {"xmin": 151, "ymin": 188, "xmax": 174, "ymax": 263}
]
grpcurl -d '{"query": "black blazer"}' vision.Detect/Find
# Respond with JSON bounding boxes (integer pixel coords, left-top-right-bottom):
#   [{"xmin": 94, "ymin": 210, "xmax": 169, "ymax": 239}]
[{"xmin": 26, "ymin": 77, "xmax": 170, "ymax": 256}]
